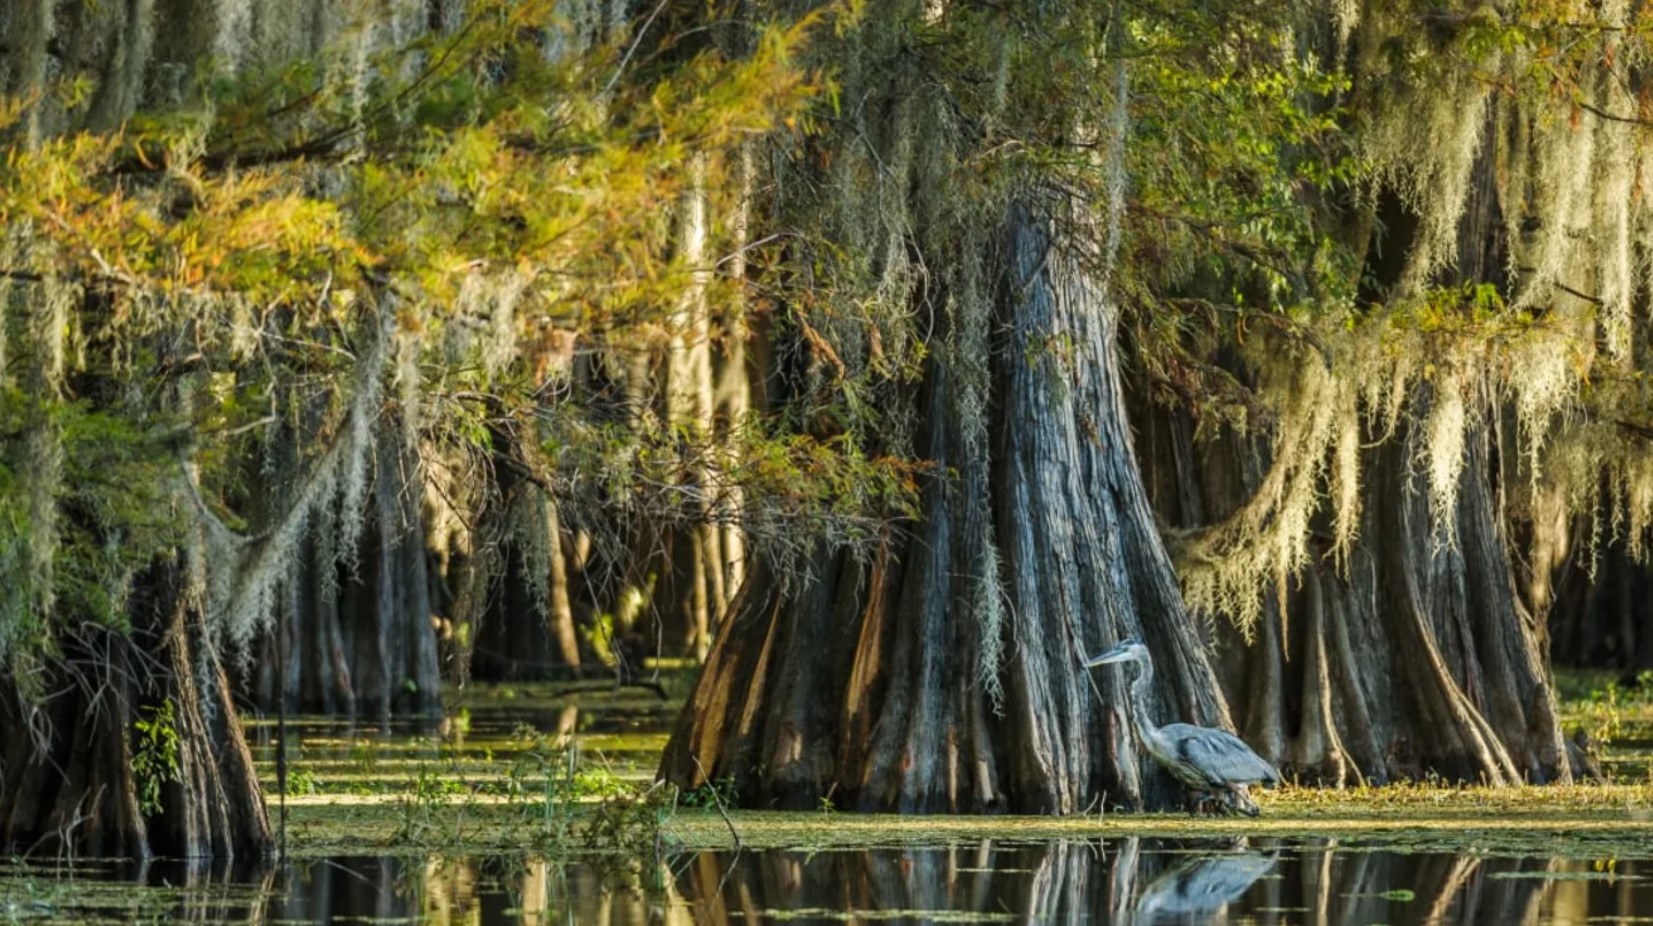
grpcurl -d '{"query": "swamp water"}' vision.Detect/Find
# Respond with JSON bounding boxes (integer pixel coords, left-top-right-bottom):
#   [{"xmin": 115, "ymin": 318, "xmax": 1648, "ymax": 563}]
[
  {"xmin": 5, "ymin": 692, "xmax": 1653, "ymax": 924},
  {"xmin": 3, "ymin": 839, "xmax": 1650, "ymax": 924}
]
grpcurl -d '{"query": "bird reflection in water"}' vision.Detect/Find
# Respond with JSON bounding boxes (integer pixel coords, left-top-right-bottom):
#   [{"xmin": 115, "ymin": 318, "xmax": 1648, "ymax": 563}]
[{"xmin": 1133, "ymin": 846, "xmax": 1277, "ymax": 923}]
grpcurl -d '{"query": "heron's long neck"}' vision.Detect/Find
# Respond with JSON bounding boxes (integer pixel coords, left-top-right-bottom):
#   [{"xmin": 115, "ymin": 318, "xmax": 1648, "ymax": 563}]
[{"xmin": 1126, "ymin": 656, "xmax": 1163, "ymax": 746}]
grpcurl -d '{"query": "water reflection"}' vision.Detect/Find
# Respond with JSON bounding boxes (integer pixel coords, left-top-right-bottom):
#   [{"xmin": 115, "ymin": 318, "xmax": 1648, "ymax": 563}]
[
  {"xmin": 0, "ymin": 838, "xmax": 1645, "ymax": 924},
  {"xmin": 267, "ymin": 840, "xmax": 1653, "ymax": 925},
  {"xmin": 1133, "ymin": 846, "xmax": 1276, "ymax": 921},
  {"xmin": 274, "ymin": 854, "xmax": 675, "ymax": 925},
  {"xmin": 0, "ymin": 857, "xmax": 273, "ymax": 924}
]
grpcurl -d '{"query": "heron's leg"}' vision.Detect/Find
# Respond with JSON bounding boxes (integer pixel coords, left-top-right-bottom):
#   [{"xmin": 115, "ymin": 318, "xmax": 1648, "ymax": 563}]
[
  {"xmin": 1190, "ymin": 790, "xmax": 1227, "ymax": 816},
  {"xmin": 1207, "ymin": 789, "xmax": 1249, "ymax": 816}
]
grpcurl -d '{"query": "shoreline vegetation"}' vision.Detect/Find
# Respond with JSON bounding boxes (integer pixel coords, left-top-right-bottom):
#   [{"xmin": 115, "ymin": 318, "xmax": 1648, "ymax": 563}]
[
  {"xmin": 277, "ymin": 796, "xmax": 1653, "ymax": 856},
  {"xmin": 233, "ymin": 675, "xmax": 1653, "ymax": 862}
]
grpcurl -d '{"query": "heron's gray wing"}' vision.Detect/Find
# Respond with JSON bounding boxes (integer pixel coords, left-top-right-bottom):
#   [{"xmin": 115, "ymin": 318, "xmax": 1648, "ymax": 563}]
[
  {"xmin": 1164, "ymin": 724, "xmax": 1281, "ymax": 786},
  {"xmin": 1136, "ymin": 852, "xmax": 1277, "ymax": 915}
]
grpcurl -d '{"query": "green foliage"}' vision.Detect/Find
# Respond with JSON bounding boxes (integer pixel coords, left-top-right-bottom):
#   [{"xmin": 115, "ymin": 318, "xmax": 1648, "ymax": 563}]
[
  {"xmin": 0, "ymin": 0, "xmax": 872, "ymax": 671},
  {"xmin": 679, "ymin": 775, "xmax": 739, "ymax": 812},
  {"xmin": 578, "ymin": 782, "xmax": 675, "ymax": 864},
  {"xmin": 1126, "ymin": 28, "xmax": 1358, "ymax": 300},
  {"xmin": 1571, "ymin": 672, "xmax": 1653, "ymax": 748},
  {"xmin": 284, "ymin": 765, "xmax": 320, "ymax": 797},
  {"xmin": 0, "ymin": 384, "xmax": 183, "ymax": 665},
  {"xmin": 392, "ymin": 763, "xmax": 475, "ymax": 844},
  {"xmin": 1111, "ymin": 5, "xmax": 1368, "ymax": 428},
  {"xmin": 132, "ymin": 699, "xmax": 181, "ymax": 817}
]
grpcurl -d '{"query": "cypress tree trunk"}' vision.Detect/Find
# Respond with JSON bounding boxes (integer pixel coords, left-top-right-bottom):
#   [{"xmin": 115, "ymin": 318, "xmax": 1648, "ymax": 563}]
[
  {"xmin": 661, "ymin": 202, "xmax": 1232, "ymax": 812},
  {"xmin": 991, "ymin": 203, "xmax": 1231, "ymax": 811},
  {"xmin": 1305, "ymin": 416, "xmax": 1563, "ymax": 784},
  {"xmin": 249, "ymin": 428, "xmax": 442, "ymax": 716},
  {"xmin": 662, "ymin": 1, "xmax": 1240, "ymax": 812},
  {"xmin": 1278, "ymin": 128, "xmax": 1569, "ymax": 784},
  {"xmin": 545, "ymin": 499, "xmax": 583, "ymax": 671},
  {"xmin": 0, "ymin": 556, "xmax": 269, "ymax": 859},
  {"xmin": 1189, "ymin": 414, "xmax": 1565, "ymax": 785},
  {"xmin": 1140, "ymin": 108, "xmax": 1570, "ymax": 786},
  {"xmin": 661, "ymin": 157, "xmax": 727, "ymax": 659},
  {"xmin": 640, "ymin": 148, "xmax": 754, "ymax": 665}
]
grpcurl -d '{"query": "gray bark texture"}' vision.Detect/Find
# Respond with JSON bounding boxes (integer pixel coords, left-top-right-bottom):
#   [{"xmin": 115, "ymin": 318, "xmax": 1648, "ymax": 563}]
[
  {"xmin": 660, "ymin": 202, "xmax": 1235, "ymax": 813},
  {"xmin": 1133, "ymin": 102, "xmax": 1568, "ymax": 786},
  {"xmin": 249, "ymin": 429, "xmax": 442, "ymax": 717},
  {"xmin": 1209, "ymin": 416, "xmax": 1567, "ymax": 785}
]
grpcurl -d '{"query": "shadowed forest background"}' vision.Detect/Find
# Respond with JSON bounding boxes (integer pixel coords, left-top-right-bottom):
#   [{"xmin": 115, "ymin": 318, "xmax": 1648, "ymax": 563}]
[{"xmin": 1, "ymin": 0, "xmax": 1652, "ymax": 860}]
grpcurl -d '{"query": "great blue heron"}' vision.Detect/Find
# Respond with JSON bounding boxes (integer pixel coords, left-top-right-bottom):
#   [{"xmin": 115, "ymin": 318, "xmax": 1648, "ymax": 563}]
[
  {"xmin": 1083, "ymin": 638, "xmax": 1281, "ymax": 815},
  {"xmin": 1135, "ymin": 847, "xmax": 1278, "ymax": 919}
]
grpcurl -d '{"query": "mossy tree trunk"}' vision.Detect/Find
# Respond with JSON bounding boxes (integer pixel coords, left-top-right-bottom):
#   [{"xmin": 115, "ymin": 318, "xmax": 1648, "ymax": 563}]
[
  {"xmin": 248, "ymin": 427, "xmax": 441, "ymax": 717},
  {"xmin": 991, "ymin": 203, "xmax": 1232, "ymax": 810},
  {"xmin": 1248, "ymin": 417, "xmax": 1563, "ymax": 785},
  {"xmin": 0, "ymin": 555, "xmax": 269, "ymax": 859},
  {"xmin": 661, "ymin": 202, "xmax": 1232, "ymax": 812},
  {"xmin": 661, "ymin": 0, "xmax": 1240, "ymax": 812},
  {"xmin": 1139, "ymin": 106, "xmax": 1569, "ymax": 786},
  {"xmin": 1277, "ymin": 140, "xmax": 1565, "ymax": 784}
]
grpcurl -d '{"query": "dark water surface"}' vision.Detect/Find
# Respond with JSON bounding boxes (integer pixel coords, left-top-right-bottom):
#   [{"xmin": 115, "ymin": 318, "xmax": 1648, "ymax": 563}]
[
  {"xmin": 9, "ymin": 693, "xmax": 1646, "ymax": 923},
  {"xmin": 3, "ymin": 838, "xmax": 1648, "ymax": 924}
]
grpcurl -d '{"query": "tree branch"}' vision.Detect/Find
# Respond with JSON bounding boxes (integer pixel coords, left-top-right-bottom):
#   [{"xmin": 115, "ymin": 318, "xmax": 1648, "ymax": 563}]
[
  {"xmin": 1577, "ymin": 101, "xmax": 1651, "ymax": 127},
  {"xmin": 1551, "ymin": 281, "xmax": 1603, "ymax": 305}
]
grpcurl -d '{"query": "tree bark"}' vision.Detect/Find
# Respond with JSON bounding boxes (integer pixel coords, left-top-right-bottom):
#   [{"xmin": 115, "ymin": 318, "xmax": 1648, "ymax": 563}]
[
  {"xmin": 0, "ymin": 556, "xmax": 270, "ymax": 859},
  {"xmin": 1138, "ymin": 97, "xmax": 1570, "ymax": 786},
  {"xmin": 245, "ymin": 429, "xmax": 441, "ymax": 716},
  {"xmin": 992, "ymin": 202, "xmax": 1231, "ymax": 811},
  {"xmin": 662, "ymin": 202, "xmax": 1233, "ymax": 812},
  {"xmin": 1156, "ymin": 338, "xmax": 1567, "ymax": 785}
]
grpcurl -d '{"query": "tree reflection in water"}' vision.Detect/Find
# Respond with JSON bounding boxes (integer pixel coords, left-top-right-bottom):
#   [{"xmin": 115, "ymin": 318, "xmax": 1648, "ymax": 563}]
[
  {"xmin": 671, "ymin": 838, "xmax": 1633, "ymax": 926},
  {"xmin": 256, "ymin": 839, "xmax": 1644, "ymax": 924}
]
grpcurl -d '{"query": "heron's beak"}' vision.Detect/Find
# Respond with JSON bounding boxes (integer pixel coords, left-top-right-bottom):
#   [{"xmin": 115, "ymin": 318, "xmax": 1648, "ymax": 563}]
[{"xmin": 1082, "ymin": 642, "xmax": 1133, "ymax": 667}]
